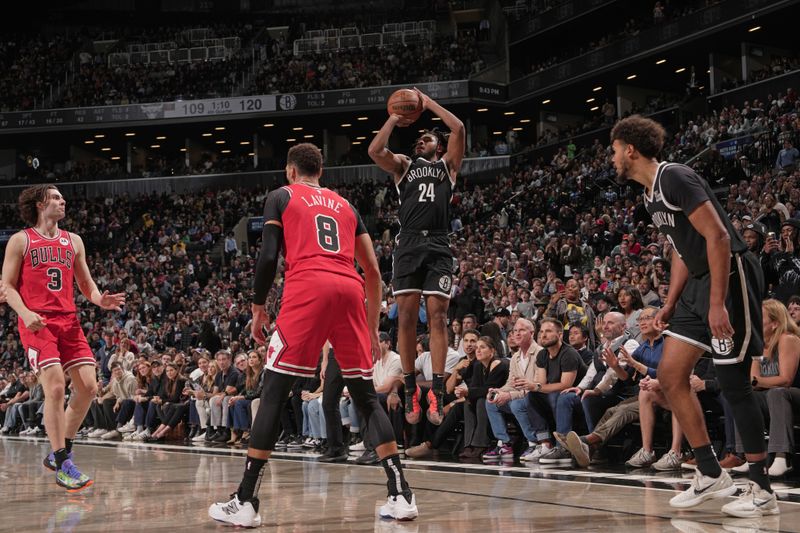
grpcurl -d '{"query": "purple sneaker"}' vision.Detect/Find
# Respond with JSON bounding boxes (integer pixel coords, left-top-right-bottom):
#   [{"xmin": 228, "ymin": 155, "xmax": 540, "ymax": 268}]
[
  {"xmin": 44, "ymin": 451, "xmax": 74, "ymax": 472},
  {"xmin": 482, "ymin": 443, "xmax": 514, "ymax": 461}
]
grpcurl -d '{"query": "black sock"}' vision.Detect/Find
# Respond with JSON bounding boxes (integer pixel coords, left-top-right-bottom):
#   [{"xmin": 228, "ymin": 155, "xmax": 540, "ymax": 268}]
[
  {"xmin": 381, "ymin": 453, "xmax": 413, "ymax": 503},
  {"xmin": 65, "ymin": 438, "xmax": 73, "ymax": 454},
  {"xmin": 432, "ymin": 373, "xmax": 444, "ymax": 396},
  {"xmin": 54, "ymin": 448, "xmax": 69, "ymax": 470},
  {"xmin": 748, "ymin": 459, "xmax": 772, "ymax": 492},
  {"xmin": 403, "ymin": 374, "xmax": 416, "ymax": 411},
  {"xmin": 237, "ymin": 456, "xmax": 267, "ymax": 503},
  {"xmin": 693, "ymin": 444, "xmax": 722, "ymax": 478}
]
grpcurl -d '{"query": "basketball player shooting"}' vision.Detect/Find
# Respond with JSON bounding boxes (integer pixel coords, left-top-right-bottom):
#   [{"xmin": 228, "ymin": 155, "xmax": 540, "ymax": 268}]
[
  {"xmin": 1, "ymin": 185, "xmax": 125, "ymax": 492},
  {"xmin": 209, "ymin": 144, "xmax": 417, "ymax": 527},
  {"xmin": 610, "ymin": 116, "xmax": 777, "ymax": 518},
  {"xmin": 368, "ymin": 88, "xmax": 464, "ymax": 426}
]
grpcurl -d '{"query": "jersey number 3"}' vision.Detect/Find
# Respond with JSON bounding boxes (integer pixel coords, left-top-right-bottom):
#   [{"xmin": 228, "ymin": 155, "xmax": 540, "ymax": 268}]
[
  {"xmin": 418, "ymin": 182, "xmax": 435, "ymax": 202},
  {"xmin": 315, "ymin": 215, "xmax": 340, "ymax": 253},
  {"xmin": 46, "ymin": 267, "xmax": 62, "ymax": 291}
]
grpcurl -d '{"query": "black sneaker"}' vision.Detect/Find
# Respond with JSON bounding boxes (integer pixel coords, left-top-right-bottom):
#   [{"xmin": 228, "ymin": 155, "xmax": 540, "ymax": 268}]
[
  {"xmin": 318, "ymin": 449, "xmax": 349, "ymax": 463},
  {"xmin": 355, "ymin": 449, "xmax": 380, "ymax": 465},
  {"xmin": 205, "ymin": 429, "xmax": 218, "ymax": 442}
]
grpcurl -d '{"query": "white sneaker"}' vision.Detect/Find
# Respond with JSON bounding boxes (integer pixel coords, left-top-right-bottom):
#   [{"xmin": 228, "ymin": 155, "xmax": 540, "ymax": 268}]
[
  {"xmin": 208, "ymin": 494, "xmax": 262, "ymax": 527},
  {"xmin": 119, "ymin": 421, "xmax": 136, "ymax": 434},
  {"xmin": 526, "ymin": 442, "xmax": 553, "ymax": 463},
  {"xmin": 519, "ymin": 444, "xmax": 541, "ymax": 462},
  {"xmin": 133, "ymin": 429, "xmax": 151, "ymax": 441},
  {"xmin": 18, "ymin": 427, "xmax": 33, "ymax": 436},
  {"xmin": 123, "ymin": 431, "xmax": 138, "ymax": 441},
  {"xmin": 768, "ymin": 456, "xmax": 792, "ymax": 477},
  {"xmin": 653, "ymin": 450, "xmax": 683, "ymax": 471},
  {"xmin": 192, "ymin": 430, "xmax": 208, "ymax": 442},
  {"xmin": 101, "ymin": 429, "xmax": 121, "ymax": 440},
  {"xmin": 721, "ymin": 481, "xmax": 779, "ymax": 518},
  {"xmin": 379, "ymin": 494, "xmax": 418, "ymax": 521},
  {"xmin": 625, "ymin": 447, "xmax": 656, "ymax": 468},
  {"xmin": 350, "ymin": 440, "xmax": 366, "ymax": 453},
  {"xmin": 89, "ymin": 428, "xmax": 107, "ymax": 438},
  {"xmin": 732, "ymin": 462, "xmax": 750, "ymax": 474},
  {"xmin": 670, "ymin": 469, "xmax": 737, "ymax": 509}
]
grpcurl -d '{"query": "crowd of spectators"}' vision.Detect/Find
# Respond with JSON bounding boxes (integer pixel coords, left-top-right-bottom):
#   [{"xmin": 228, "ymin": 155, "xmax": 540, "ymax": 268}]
[
  {"xmin": 519, "ymin": 0, "xmax": 723, "ymax": 78},
  {"xmin": 718, "ymin": 55, "xmax": 800, "ymax": 94},
  {"xmin": 248, "ymin": 34, "xmax": 482, "ymax": 95},
  {"xmin": 2, "ymin": 82, "xmax": 800, "ymax": 474}
]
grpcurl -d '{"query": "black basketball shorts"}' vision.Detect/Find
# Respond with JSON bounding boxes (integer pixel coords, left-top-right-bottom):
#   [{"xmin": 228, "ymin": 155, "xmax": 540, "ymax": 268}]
[
  {"xmin": 664, "ymin": 251, "xmax": 764, "ymax": 365},
  {"xmin": 392, "ymin": 231, "xmax": 454, "ymax": 299}
]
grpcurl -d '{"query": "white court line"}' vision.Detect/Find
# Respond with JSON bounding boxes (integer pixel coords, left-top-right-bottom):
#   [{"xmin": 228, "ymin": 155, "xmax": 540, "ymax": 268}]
[{"xmin": 10, "ymin": 436, "xmax": 800, "ymax": 504}]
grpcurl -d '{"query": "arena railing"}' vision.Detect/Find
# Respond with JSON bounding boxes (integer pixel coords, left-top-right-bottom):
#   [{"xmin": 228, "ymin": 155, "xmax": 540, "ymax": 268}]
[{"xmin": 0, "ymin": 156, "xmax": 510, "ymax": 203}]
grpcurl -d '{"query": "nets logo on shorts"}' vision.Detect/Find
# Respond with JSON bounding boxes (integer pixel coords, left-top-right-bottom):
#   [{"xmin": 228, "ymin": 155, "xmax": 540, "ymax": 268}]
[
  {"xmin": 711, "ymin": 337, "xmax": 734, "ymax": 356},
  {"xmin": 438, "ymin": 275, "xmax": 452, "ymax": 293}
]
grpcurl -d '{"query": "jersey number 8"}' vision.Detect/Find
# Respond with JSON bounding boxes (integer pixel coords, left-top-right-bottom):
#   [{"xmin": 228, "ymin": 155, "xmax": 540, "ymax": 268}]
[{"xmin": 315, "ymin": 215, "xmax": 340, "ymax": 253}]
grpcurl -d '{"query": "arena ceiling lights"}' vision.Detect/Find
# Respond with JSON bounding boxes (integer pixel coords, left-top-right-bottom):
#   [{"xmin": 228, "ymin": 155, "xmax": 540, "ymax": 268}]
[
  {"xmin": 503, "ymin": 111, "xmax": 515, "ymax": 116},
  {"xmin": 94, "ymin": 134, "xmax": 105, "ymax": 138},
  {"xmin": 357, "ymin": 116, "xmax": 369, "ymax": 121},
  {"xmin": 748, "ymin": 26, "xmax": 761, "ymax": 32},
  {"xmin": 593, "ymin": 86, "xmax": 602, "ymax": 92},
  {"xmin": 586, "ymin": 98, "xmax": 595, "ymax": 103},
  {"xmin": 541, "ymin": 99, "xmax": 551, "ymax": 104},
  {"xmin": 214, "ymin": 126, "xmax": 225, "ymax": 131},
  {"xmin": 656, "ymin": 59, "xmax": 667, "ymax": 65},
  {"xmin": 84, "ymin": 140, "xmax": 94, "ymax": 144},
  {"xmin": 520, "ymin": 119, "xmax": 531, "ymax": 123},
  {"xmin": 292, "ymin": 127, "xmax": 303, "ymax": 131},
  {"xmin": 477, "ymin": 108, "xmax": 488, "ymax": 112},
  {"xmin": 240, "ymin": 141, "xmax": 250, "ymax": 145},
  {"xmin": 675, "ymin": 67, "xmax": 686, "ymax": 73},
  {"xmin": 590, "ymin": 106, "xmax": 600, "ymax": 111},
  {"xmin": 125, "ymin": 132, "xmax": 136, "ymax": 137},
  {"xmin": 626, "ymin": 74, "xmax": 637, "ymax": 80},
  {"xmin": 202, "ymin": 133, "xmax": 212, "ymax": 137},
  {"xmin": 263, "ymin": 123, "xmax": 274, "ymax": 128},
  {"xmin": 431, "ymin": 117, "xmax": 441, "ymax": 121},
  {"xmin": 303, "ymin": 134, "xmax": 314, "ymax": 139},
  {"xmin": 215, "ymin": 140, "xmax": 225, "ymax": 144},
  {"xmin": 156, "ymin": 136, "xmax": 166, "ymax": 140},
  {"xmin": 286, "ymin": 138, "xmax": 297, "ymax": 142},
  {"xmin": 341, "ymin": 123, "xmax": 352, "ymax": 127}
]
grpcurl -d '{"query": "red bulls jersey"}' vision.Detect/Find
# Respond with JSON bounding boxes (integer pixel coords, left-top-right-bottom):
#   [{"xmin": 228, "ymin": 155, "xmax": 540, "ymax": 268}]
[
  {"xmin": 262, "ymin": 183, "xmax": 368, "ymax": 284},
  {"xmin": 18, "ymin": 228, "xmax": 77, "ymax": 313}
]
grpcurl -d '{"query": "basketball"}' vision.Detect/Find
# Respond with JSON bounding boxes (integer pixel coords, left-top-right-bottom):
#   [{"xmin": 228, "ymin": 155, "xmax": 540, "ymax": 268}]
[{"xmin": 387, "ymin": 88, "xmax": 422, "ymax": 122}]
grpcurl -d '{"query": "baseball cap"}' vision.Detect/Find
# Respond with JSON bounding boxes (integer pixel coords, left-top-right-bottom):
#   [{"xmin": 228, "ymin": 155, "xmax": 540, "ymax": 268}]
[
  {"xmin": 743, "ymin": 221, "xmax": 766, "ymax": 237},
  {"xmin": 493, "ymin": 308, "xmax": 511, "ymax": 317}
]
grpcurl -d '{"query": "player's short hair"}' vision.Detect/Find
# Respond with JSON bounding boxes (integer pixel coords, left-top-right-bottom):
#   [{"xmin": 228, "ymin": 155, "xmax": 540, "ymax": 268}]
[
  {"xmin": 413, "ymin": 128, "xmax": 448, "ymax": 157},
  {"xmin": 610, "ymin": 115, "xmax": 666, "ymax": 159},
  {"xmin": 18, "ymin": 184, "xmax": 57, "ymax": 226},
  {"xmin": 287, "ymin": 143, "xmax": 323, "ymax": 177}
]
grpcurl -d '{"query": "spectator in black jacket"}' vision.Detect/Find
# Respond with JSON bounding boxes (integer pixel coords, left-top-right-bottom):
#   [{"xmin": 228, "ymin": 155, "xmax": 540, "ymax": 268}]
[{"xmin": 763, "ymin": 218, "xmax": 800, "ymax": 303}]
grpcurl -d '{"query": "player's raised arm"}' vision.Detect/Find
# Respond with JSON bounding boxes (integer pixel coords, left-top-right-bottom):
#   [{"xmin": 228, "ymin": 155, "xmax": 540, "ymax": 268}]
[
  {"xmin": 71, "ymin": 233, "xmax": 125, "ymax": 311},
  {"xmin": 1, "ymin": 232, "xmax": 45, "ymax": 330},
  {"xmin": 368, "ymin": 115, "xmax": 412, "ymax": 183},
  {"xmin": 414, "ymin": 88, "xmax": 465, "ymax": 177}
]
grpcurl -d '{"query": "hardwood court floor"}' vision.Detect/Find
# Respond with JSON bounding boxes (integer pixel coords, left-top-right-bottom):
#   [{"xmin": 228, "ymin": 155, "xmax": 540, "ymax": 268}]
[{"xmin": 1, "ymin": 437, "xmax": 798, "ymax": 532}]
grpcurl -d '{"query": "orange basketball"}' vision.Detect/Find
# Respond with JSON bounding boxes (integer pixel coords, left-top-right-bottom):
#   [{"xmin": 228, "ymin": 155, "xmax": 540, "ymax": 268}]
[{"xmin": 387, "ymin": 89, "xmax": 422, "ymax": 122}]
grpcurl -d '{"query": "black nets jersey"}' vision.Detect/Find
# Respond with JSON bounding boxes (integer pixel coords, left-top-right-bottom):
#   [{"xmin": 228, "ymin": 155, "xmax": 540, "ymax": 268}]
[
  {"xmin": 644, "ymin": 162, "xmax": 747, "ymax": 278},
  {"xmin": 396, "ymin": 157, "xmax": 454, "ymax": 232}
]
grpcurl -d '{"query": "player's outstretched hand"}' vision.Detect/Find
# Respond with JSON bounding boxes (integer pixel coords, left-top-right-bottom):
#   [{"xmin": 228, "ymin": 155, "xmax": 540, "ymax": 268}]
[
  {"xmin": 251, "ymin": 303, "xmax": 271, "ymax": 345},
  {"xmin": 98, "ymin": 291, "xmax": 126, "ymax": 311}
]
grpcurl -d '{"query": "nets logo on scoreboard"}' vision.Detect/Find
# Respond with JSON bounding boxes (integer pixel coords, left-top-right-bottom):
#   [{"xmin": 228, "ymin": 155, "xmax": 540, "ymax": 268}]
[{"xmin": 278, "ymin": 94, "xmax": 297, "ymax": 111}]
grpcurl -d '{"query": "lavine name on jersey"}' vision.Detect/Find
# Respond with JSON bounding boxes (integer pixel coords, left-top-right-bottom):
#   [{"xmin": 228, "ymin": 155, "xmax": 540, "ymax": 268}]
[
  {"xmin": 405, "ymin": 164, "xmax": 447, "ymax": 183},
  {"xmin": 301, "ymin": 194, "xmax": 343, "ymax": 213},
  {"xmin": 30, "ymin": 247, "xmax": 73, "ymax": 269}
]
